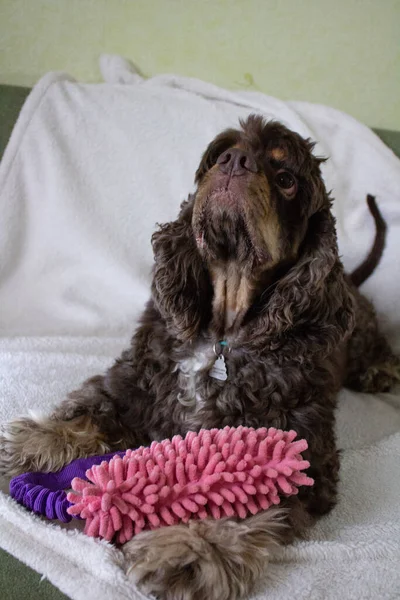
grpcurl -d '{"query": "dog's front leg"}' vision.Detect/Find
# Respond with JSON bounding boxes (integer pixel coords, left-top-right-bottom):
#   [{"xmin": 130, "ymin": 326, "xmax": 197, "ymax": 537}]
[
  {"xmin": 123, "ymin": 496, "xmax": 312, "ymax": 600},
  {"xmin": 0, "ymin": 362, "xmax": 155, "ymax": 477}
]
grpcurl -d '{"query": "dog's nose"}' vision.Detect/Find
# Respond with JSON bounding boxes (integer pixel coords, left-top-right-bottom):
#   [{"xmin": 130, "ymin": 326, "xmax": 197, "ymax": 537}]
[{"xmin": 216, "ymin": 148, "xmax": 257, "ymax": 176}]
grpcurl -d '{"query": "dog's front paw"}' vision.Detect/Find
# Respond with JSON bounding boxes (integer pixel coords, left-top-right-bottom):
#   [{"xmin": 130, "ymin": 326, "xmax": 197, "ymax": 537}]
[
  {"xmin": 0, "ymin": 414, "xmax": 111, "ymax": 478},
  {"xmin": 123, "ymin": 511, "xmax": 284, "ymax": 600},
  {"xmin": 0, "ymin": 418, "xmax": 40, "ymax": 477},
  {"xmin": 123, "ymin": 523, "xmax": 216, "ymax": 600}
]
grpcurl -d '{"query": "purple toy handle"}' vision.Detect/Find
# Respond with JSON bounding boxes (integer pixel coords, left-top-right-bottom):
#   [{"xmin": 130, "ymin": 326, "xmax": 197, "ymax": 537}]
[{"xmin": 10, "ymin": 452, "xmax": 124, "ymax": 523}]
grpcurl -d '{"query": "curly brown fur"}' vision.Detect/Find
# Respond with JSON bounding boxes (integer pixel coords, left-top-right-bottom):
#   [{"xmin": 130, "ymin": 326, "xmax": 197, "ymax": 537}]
[{"xmin": 1, "ymin": 115, "xmax": 398, "ymax": 600}]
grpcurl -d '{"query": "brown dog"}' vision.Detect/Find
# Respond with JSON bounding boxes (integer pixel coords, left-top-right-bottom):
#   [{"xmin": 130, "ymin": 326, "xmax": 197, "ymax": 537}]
[{"xmin": 1, "ymin": 115, "xmax": 398, "ymax": 600}]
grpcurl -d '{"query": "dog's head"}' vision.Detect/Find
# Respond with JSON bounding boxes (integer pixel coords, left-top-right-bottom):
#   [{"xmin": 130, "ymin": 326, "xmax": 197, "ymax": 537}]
[
  {"xmin": 192, "ymin": 115, "xmax": 328, "ymax": 271},
  {"xmin": 152, "ymin": 115, "xmax": 354, "ymax": 348}
]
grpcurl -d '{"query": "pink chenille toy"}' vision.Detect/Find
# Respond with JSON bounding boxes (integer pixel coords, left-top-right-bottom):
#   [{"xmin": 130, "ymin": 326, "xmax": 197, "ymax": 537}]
[{"xmin": 10, "ymin": 426, "xmax": 313, "ymax": 545}]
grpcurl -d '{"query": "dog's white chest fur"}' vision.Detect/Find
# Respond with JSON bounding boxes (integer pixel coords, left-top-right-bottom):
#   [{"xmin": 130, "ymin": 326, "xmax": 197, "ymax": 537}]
[{"xmin": 175, "ymin": 350, "xmax": 211, "ymax": 409}]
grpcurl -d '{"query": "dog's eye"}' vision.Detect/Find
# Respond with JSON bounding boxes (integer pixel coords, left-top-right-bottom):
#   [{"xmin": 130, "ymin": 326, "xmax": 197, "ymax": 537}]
[{"xmin": 275, "ymin": 170, "xmax": 297, "ymax": 195}]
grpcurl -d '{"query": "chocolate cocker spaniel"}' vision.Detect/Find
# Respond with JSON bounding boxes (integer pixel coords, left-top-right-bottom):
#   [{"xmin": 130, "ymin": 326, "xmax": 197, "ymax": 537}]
[{"xmin": 1, "ymin": 115, "xmax": 399, "ymax": 600}]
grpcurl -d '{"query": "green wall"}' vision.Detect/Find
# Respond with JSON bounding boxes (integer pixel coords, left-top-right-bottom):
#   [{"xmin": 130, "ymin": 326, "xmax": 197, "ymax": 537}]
[{"xmin": 0, "ymin": 0, "xmax": 399, "ymax": 129}]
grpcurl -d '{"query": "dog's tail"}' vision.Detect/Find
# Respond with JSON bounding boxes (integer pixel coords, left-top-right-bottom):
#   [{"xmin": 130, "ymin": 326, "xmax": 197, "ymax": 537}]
[{"xmin": 350, "ymin": 195, "xmax": 387, "ymax": 287}]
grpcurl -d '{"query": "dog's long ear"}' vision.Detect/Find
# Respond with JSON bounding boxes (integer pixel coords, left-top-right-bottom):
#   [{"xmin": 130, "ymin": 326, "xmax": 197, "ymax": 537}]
[
  {"xmin": 251, "ymin": 208, "xmax": 355, "ymax": 356},
  {"xmin": 195, "ymin": 129, "xmax": 240, "ymax": 183},
  {"xmin": 151, "ymin": 198, "xmax": 212, "ymax": 342}
]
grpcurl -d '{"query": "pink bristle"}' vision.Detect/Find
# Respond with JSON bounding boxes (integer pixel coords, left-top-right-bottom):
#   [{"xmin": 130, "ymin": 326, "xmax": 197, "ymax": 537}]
[
  {"xmin": 242, "ymin": 483, "xmax": 257, "ymax": 495},
  {"xmin": 279, "ymin": 466, "xmax": 293, "ymax": 477},
  {"xmin": 181, "ymin": 497, "xmax": 199, "ymax": 513},
  {"xmin": 231, "ymin": 485, "xmax": 248, "ymax": 504},
  {"xmin": 122, "ymin": 514, "xmax": 133, "ymax": 542},
  {"xmin": 159, "ymin": 485, "xmax": 170, "ymax": 499},
  {"xmin": 128, "ymin": 507, "xmax": 139, "ymax": 522},
  {"xmin": 110, "ymin": 505, "xmax": 122, "ymax": 531},
  {"xmin": 99, "ymin": 513, "xmax": 110, "ymax": 538},
  {"xmin": 257, "ymin": 438, "xmax": 268, "ymax": 461},
  {"xmin": 291, "ymin": 473, "xmax": 314, "ymax": 486},
  {"xmin": 171, "ymin": 501, "xmax": 186, "ymax": 518},
  {"xmin": 145, "ymin": 494, "xmax": 159, "ymax": 505},
  {"xmin": 185, "ymin": 452, "xmax": 194, "ymax": 471},
  {"xmin": 112, "ymin": 457, "xmax": 124, "ymax": 487},
  {"xmin": 119, "ymin": 476, "xmax": 139, "ymax": 493},
  {"xmin": 277, "ymin": 476, "xmax": 293, "ymax": 494},
  {"xmin": 159, "ymin": 505, "xmax": 175, "ymax": 525},
  {"xmin": 67, "ymin": 491, "xmax": 84, "ymax": 504},
  {"xmin": 88, "ymin": 499, "xmax": 101, "ymax": 512},
  {"xmin": 143, "ymin": 484, "xmax": 158, "ymax": 496},
  {"xmin": 175, "ymin": 460, "xmax": 187, "ymax": 486},
  {"xmin": 186, "ymin": 483, "xmax": 200, "ymax": 495},
  {"xmin": 148, "ymin": 513, "xmax": 161, "ymax": 528},
  {"xmin": 173, "ymin": 482, "xmax": 184, "ymax": 495},
  {"xmin": 272, "ymin": 440, "xmax": 285, "ymax": 461},
  {"xmin": 67, "ymin": 503, "xmax": 83, "ymax": 516},
  {"xmin": 185, "ymin": 431, "xmax": 196, "ymax": 449},
  {"xmin": 288, "ymin": 439, "xmax": 308, "ymax": 455},
  {"xmin": 126, "ymin": 458, "xmax": 139, "ymax": 479},
  {"xmin": 234, "ymin": 501, "xmax": 247, "ymax": 519},
  {"xmin": 209, "ymin": 503, "xmax": 221, "ymax": 520},
  {"xmin": 206, "ymin": 472, "xmax": 223, "ymax": 486},
  {"xmin": 208, "ymin": 491, "xmax": 224, "ymax": 506},
  {"xmin": 256, "ymin": 493, "xmax": 270, "ymax": 510},
  {"xmin": 140, "ymin": 503, "xmax": 155, "ymax": 514},
  {"xmin": 134, "ymin": 522, "xmax": 144, "ymax": 535},
  {"xmin": 219, "ymin": 488, "xmax": 235, "ymax": 503},
  {"xmin": 130, "ymin": 477, "xmax": 146, "ymax": 495},
  {"xmin": 203, "ymin": 452, "xmax": 222, "ymax": 475},
  {"xmin": 197, "ymin": 446, "xmax": 208, "ymax": 471},
  {"xmin": 188, "ymin": 464, "xmax": 198, "ymax": 482},
  {"xmin": 71, "ymin": 478, "xmax": 88, "ymax": 492},
  {"xmin": 246, "ymin": 498, "xmax": 259, "ymax": 515},
  {"xmin": 249, "ymin": 465, "xmax": 262, "ymax": 478},
  {"xmin": 145, "ymin": 459, "xmax": 155, "ymax": 476},
  {"xmin": 266, "ymin": 467, "xmax": 278, "ymax": 478},
  {"xmin": 221, "ymin": 501, "xmax": 235, "ymax": 517},
  {"xmin": 233, "ymin": 440, "xmax": 245, "ymax": 457},
  {"xmin": 86, "ymin": 514, "xmax": 100, "ymax": 537},
  {"xmin": 113, "ymin": 495, "xmax": 130, "ymax": 513},
  {"xmin": 197, "ymin": 506, "xmax": 208, "ymax": 520},
  {"xmin": 221, "ymin": 442, "xmax": 230, "ymax": 461},
  {"xmin": 226, "ymin": 454, "xmax": 239, "ymax": 470},
  {"xmin": 101, "ymin": 492, "xmax": 112, "ymax": 512},
  {"xmin": 120, "ymin": 492, "xmax": 141, "ymax": 507},
  {"xmin": 164, "ymin": 461, "xmax": 175, "ymax": 488},
  {"xmin": 96, "ymin": 465, "xmax": 111, "ymax": 489},
  {"xmin": 106, "ymin": 479, "xmax": 116, "ymax": 493},
  {"xmin": 139, "ymin": 458, "xmax": 148, "ymax": 478},
  {"xmin": 193, "ymin": 493, "xmax": 207, "ymax": 505},
  {"xmin": 291, "ymin": 460, "xmax": 310, "ymax": 471},
  {"xmin": 82, "ymin": 486, "xmax": 101, "ymax": 497}
]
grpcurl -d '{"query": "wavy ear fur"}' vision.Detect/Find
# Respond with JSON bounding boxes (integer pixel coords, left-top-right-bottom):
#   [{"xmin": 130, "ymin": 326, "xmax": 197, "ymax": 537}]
[
  {"xmin": 248, "ymin": 208, "xmax": 355, "ymax": 357},
  {"xmin": 151, "ymin": 198, "xmax": 212, "ymax": 342}
]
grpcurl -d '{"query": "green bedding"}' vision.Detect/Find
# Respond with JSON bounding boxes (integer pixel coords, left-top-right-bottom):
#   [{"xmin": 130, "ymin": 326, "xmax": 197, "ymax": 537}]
[{"xmin": 0, "ymin": 84, "xmax": 399, "ymax": 600}]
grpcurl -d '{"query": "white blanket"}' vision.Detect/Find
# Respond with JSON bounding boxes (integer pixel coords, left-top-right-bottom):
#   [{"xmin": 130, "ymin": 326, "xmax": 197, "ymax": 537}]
[{"xmin": 1, "ymin": 55, "xmax": 400, "ymax": 600}]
